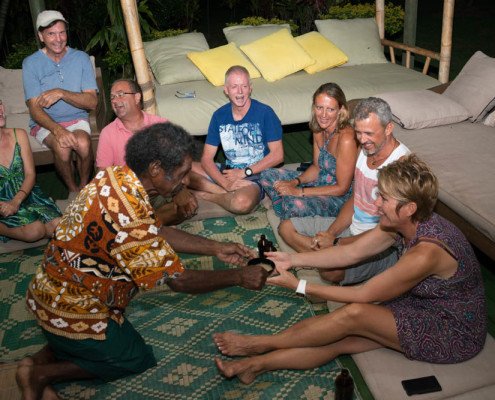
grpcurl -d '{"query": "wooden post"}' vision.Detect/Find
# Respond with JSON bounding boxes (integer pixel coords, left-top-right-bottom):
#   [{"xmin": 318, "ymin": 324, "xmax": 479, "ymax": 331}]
[
  {"xmin": 375, "ymin": 0, "xmax": 385, "ymax": 39},
  {"xmin": 439, "ymin": 0, "xmax": 455, "ymax": 83},
  {"xmin": 28, "ymin": 0, "xmax": 45, "ymax": 48},
  {"xmin": 120, "ymin": 0, "xmax": 156, "ymax": 114},
  {"xmin": 403, "ymin": 0, "xmax": 418, "ymax": 67}
]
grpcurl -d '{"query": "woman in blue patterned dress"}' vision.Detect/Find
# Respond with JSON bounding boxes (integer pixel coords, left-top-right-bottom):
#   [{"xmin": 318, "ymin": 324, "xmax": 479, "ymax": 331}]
[
  {"xmin": 0, "ymin": 99, "xmax": 61, "ymax": 242},
  {"xmin": 260, "ymin": 83, "xmax": 358, "ymax": 220},
  {"xmin": 213, "ymin": 155, "xmax": 487, "ymax": 384}
]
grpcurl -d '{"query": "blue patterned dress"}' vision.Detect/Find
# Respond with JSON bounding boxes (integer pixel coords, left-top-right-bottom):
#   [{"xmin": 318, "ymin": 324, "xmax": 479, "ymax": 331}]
[
  {"xmin": 260, "ymin": 131, "xmax": 352, "ymax": 220},
  {"xmin": 0, "ymin": 130, "xmax": 61, "ymax": 242},
  {"xmin": 384, "ymin": 213, "xmax": 487, "ymax": 363}
]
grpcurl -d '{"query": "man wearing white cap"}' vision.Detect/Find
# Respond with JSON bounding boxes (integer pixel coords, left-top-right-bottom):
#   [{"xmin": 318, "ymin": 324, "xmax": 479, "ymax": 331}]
[{"xmin": 22, "ymin": 10, "xmax": 98, "ymax": 197}]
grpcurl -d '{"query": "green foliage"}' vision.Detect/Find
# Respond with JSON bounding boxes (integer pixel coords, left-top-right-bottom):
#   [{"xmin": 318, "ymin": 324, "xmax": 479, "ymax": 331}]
[
  {"xmin": 143, "ymin": 29, "xmax": 189, "ymax": 42},
  {"xmin": 226, "ymin": 16, "xmax": 299, "ymax": 36},
  {"xmin": 86, "ymin": 0, "xmax": 155, "ymax": 78},
  {"xmin": 320, "ymin": 2, "xmax": 404, "ymax": 37},
  {"xmin": 3, "ymin": 39, "xmax": 37, "ymax": 69}
]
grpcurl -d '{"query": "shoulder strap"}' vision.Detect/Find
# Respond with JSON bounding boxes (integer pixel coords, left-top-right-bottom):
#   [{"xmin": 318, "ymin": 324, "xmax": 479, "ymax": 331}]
[
  {"xmin": 416, "ymin": 237, "xmax": 457, "ymax": 261},
  {"xmin": 13, "ymin": 128, "xmax": 17, "ymax": 142}
]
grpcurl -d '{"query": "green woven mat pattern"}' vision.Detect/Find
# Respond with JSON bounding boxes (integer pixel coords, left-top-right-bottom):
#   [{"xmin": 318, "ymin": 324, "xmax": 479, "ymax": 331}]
[{"xmin": 0, "ymin": 207, "xmax": 362, "ymax": 399}]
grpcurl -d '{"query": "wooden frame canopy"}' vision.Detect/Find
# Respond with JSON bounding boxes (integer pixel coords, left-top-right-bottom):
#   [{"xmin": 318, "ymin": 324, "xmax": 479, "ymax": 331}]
[{"xmin": 120, "ymin": 0, "xmax": 455, "ymax": 114}]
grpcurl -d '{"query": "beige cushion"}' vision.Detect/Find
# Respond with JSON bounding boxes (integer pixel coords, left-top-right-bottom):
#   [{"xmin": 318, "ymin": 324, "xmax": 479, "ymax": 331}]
[
  {"xmin": 483, "ymin": 108, "xmax": 495, "ymax": 127},
  {"xmin": 443, "ymin": 51, "xmax": 495, "ymax": 122},
  {"xmin": 186, "ymin": 43, "xmax": 261, "ymax": 86},
  {"xmin": 223, "ymin": 24, "xmax": 291, "ymax": 47},
  {"xmin": 315, "ymin": 18, "xmax": 387, "ymax": 66},
  {"xmin": 0, "ymin": 67, "xmax": 27, "ymax": 114},
  {"xmin": 295, "ymin": 32, "xmax": 348, "ymax": 74},
  {"xmin": 143, "ymin": 32, "xmax": 209, "ymax": 85},
  {"xmin": 353, "ymin": 334, "xmax": 495, "ymax": 400},
  {"xmin": 240, "ymin": 29, "xmax": 315, "ymax": 82},
  {"xmin": 375, "ymin": 90, "xmax": 471, "ymax": 129}
]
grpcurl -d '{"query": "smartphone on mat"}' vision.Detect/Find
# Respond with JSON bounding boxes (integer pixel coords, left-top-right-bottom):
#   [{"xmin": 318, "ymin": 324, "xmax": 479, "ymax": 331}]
[{"xmin": 401, "ymin": 375, "xmax": 442, "ymax": 396}]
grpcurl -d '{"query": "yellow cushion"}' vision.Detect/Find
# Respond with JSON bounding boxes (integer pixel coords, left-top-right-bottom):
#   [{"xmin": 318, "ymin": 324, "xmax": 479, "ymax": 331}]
[
  {"xmin": 239, "ymin": 29, "xmax": 315, "ymax": 82},
  {"xmin": 295, "ymin": 32, "xmax": 348, "ymax": 74},
  {"xmin": 186, "ymin": 43, "xmax": 261, "ymax": 86}
]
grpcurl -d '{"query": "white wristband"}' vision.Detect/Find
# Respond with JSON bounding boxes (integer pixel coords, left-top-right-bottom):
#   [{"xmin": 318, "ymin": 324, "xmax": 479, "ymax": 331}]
[{"xmin": 296, "ymin": 279, "xmax": 307, "ymax": 297}]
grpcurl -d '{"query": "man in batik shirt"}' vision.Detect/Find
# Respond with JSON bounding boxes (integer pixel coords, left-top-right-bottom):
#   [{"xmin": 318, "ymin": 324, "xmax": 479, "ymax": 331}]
[{"xmin": 17, "ymin": 122, "xmax": 267, "ymax": 400}]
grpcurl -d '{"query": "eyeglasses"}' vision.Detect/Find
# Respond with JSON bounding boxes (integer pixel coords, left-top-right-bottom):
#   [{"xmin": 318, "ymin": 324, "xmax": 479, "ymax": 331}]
[
  {"xmin": 110, "ymin": 91, "xmax": 137, "ymax": 101},
  {"xmin": 175, "ymin": 90, "xmax": 196, "ymax": 99}
]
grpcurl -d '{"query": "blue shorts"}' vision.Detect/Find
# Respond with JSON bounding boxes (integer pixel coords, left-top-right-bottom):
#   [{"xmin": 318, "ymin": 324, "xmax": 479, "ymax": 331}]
[{"xmin": 207, "ymin": 163, "xmax": 265, "ymax": 201}]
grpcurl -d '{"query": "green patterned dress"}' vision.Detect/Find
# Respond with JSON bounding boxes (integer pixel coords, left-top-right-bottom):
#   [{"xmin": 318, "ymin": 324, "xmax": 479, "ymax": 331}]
[{"xmin": 0, "ymin": 130, "xmax": 61, "ymax": 242}]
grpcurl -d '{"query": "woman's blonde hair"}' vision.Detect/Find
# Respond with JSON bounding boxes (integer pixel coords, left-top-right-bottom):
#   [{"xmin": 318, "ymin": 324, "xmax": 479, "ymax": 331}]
[
  {"xmin": 309, "ymin": 82, "xmax": 350, "ymax": 133},
  {"xmin": 378, "ymin": 154, "xmax": 439, "ymax": 222}
]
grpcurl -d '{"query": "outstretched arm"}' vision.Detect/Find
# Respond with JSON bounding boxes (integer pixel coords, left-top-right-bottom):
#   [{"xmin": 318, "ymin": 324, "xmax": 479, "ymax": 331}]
[
  {"xmin": 167, "ymin": 265, "xmax": 268, "ymax": 293},
  {"xmin": 268, "ymin": 241, "xmax": 450, "ymax": 304},
  {"xmin": 159, "ymin": 225, "xmax": 257, "ymax": 267}
]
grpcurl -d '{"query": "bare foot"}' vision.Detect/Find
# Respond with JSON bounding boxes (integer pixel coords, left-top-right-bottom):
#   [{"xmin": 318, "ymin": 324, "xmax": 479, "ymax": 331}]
[
  {"xmin": 215, "ymin": 358, "xmax": 262, "ymax": 385},
  {"xmin": 41, "ymin": 385, "xmax": 62, "ymax": 400},
  {"xmin": 16, "ymin": 360, "xmax": 42, "ymax": 400},
  {"xmin": 213, "ymin": 332, "xmax": 267, "ymax": 356}
]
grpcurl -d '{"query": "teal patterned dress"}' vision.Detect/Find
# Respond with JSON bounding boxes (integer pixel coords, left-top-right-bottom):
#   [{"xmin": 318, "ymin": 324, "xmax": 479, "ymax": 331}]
[
  {"xmin": 0, "ymin": 130, "xmax": 61, "ymax": 242},
  {"xmin": 260, "ymin": 131, "xmax": 352, "ymax": 220}
]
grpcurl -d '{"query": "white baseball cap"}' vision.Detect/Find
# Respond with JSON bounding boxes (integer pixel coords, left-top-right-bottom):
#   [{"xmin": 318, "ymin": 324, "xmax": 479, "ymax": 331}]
[{"xmin": 36, "ymin": 10, "xmax": 68, "ymax": 31}]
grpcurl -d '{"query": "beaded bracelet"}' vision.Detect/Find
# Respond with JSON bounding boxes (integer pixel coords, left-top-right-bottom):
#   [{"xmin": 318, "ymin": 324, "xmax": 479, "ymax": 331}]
[{"xmin": 302, "ymin": 187, "xmax": 305, "ymax": 197}]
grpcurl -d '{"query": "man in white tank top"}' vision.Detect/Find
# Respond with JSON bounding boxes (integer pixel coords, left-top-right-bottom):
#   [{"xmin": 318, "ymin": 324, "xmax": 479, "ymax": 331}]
[{"xmin": 281, "ymin": 97, "xmax": 410, "ymax": 285}]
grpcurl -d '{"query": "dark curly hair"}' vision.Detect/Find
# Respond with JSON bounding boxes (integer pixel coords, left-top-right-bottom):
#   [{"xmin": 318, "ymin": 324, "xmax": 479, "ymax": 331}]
[{"xmin": 125, "ymin": 122, "xmax": 195, "ymax": 178}]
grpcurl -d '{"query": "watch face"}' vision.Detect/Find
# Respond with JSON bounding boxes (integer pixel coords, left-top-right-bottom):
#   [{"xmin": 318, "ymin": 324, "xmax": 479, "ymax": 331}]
[{"xmin": 245, "ymin": 167, "xmax": 253, "ymax": 176}]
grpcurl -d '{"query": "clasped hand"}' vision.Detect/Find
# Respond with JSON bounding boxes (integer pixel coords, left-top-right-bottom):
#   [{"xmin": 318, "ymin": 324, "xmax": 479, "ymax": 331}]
[
  {"xmin": 274, "ymin": 180, "xmax": 299, "ymax": 196},
  {"xmin": 0, "ymin": 200, "xmax": 19, "ymax": 218},
  {"xmin": 221, "ymin": 168, "xmax": 253, "ymax": 191}
]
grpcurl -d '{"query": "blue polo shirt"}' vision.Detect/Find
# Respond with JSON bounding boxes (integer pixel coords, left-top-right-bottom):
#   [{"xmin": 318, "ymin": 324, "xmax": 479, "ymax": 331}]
[{"xmin": 22, "ymin": 47, "xmax": 98, "ymax": 129}]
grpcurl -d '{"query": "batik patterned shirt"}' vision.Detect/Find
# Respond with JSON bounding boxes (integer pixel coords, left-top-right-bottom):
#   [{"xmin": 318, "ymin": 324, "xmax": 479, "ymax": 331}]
[{"xmin": 26, "ymin": 165, "xmax": 184, "ymax": 340}]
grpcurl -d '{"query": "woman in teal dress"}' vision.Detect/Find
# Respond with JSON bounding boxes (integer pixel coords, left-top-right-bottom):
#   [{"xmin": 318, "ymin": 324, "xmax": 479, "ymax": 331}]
[
  {"xmin": 0, "ymin": 99, "xmax": 61, "ymax": 242},
  {"xmin": 260, "ymin": 83, "xmax": 358, "ymax": 220}
]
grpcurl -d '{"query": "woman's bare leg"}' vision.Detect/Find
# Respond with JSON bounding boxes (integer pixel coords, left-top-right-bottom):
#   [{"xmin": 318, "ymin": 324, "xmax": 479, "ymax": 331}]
[
  {"xmin": 216, "ymin": 335, "xmax": 387, "ymax": 384},
  {"xmin": 213, "ymin": 303, "xmax": 401, "ymax": 357},
  {"xmin": 0, "ymin": 221, "xmax": 46, "ymax": 242}
]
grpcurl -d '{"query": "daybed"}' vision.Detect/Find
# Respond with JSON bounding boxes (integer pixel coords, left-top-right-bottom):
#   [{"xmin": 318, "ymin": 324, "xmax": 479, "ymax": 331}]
[{"xmin": 143, "ymin": 18, "xmax": 440, "ymax": 136}]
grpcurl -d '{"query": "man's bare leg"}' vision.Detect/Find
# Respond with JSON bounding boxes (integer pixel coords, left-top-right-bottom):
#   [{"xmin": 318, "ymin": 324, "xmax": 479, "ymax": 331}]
[
  {"xmin": 72, "ymin": 130, "xmax": 93, "ymax": 190},
  {"xmin": 16, "ymin": 346, "xmax": 95, "ymax": 400},
  {"xmin": 216, "ymin": 336, "xmax": 383, "ymax": 384},
  {"xmin": 43, "ymin": 135, "xmax": 78, "ymax": 193},
  {"xmin": 279, "ymin": 219, "xmax": 315, "ymax": 252},
  {"xmin": 196, "ymin": 184, "xmax": 260, "ymax": 214}
]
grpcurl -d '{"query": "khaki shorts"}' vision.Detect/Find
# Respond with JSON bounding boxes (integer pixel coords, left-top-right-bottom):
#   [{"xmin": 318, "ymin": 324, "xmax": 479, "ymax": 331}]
[{"xmin": 35, "ymin": 119, "xmax": 91, "ymax": 148}]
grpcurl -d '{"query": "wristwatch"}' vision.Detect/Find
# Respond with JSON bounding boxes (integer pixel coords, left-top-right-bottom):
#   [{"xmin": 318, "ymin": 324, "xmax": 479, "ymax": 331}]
[
  {"xmin": 296, "ymin": 279, "xmax": 307, "ymax": 297},
  {"xmin": 245, "ymin": 167, "xmax": 253, "ymax": 177},
  {"xmin": 333, "ymin": 237, "xmax": 340, "ymax": 246}
]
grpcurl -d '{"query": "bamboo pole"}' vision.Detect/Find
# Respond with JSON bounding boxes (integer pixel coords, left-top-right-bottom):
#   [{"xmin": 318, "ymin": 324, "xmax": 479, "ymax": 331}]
[
  {"xmin": 439, "ymin": 0, "xmax": 455, "ymax": 83},
  {"xmin": 375, "ymin": 0, "xmax": 385, "ymax": 39},
  {"xmin": 120, "ymin": 0, "xmax": 156, "ymax": 114}
]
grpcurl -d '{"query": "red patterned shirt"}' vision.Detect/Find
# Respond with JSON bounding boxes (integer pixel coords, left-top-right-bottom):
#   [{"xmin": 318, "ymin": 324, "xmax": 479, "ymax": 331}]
[{"xmin": 26, "ymin": 165, "xmax": 184, "ymax": 340}]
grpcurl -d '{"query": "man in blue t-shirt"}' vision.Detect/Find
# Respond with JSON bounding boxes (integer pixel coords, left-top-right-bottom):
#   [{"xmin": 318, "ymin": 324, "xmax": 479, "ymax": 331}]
[
  {"xmin": 22, "ymin": 10, "xmax": 98, "ymax": 197},
  {"xmin": 190, "ymin": 65, "xmax": 283, "ymax": 214}
]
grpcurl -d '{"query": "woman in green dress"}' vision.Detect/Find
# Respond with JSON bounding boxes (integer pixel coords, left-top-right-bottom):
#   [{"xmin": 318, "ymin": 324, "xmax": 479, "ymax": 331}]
[{"xmin": 0, "ymin": 99, "xmax": 61, "ymax": 242}]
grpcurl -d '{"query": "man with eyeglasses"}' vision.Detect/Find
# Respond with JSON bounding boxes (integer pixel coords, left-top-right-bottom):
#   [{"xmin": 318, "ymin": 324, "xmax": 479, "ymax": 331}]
[
  {"xmin": 96, "ymin": 79, "xmax": 198, "ymax": 225},
  {"xmin": 22, "ymin": 10, "xmax": 97, "ymax": 198}
]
